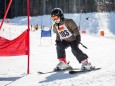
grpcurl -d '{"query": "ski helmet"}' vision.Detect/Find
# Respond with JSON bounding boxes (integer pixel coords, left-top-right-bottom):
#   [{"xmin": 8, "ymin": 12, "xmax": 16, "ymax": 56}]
[{"xmin": 51, "ymin": 8, "xmax": 64, "ymax": 20}]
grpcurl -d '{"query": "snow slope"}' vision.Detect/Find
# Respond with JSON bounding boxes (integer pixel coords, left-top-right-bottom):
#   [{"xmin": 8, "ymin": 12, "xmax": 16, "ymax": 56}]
[{"xmin": 0, "ymin": 12, "xmax": 115, "ymax": 86}]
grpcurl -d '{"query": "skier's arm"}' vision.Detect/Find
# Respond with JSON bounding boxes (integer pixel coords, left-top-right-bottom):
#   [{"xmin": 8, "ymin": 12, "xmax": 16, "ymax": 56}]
[
  {"xmin": 66, "ymin": 19, "xmax": 81, "ymax": 43},
  {"xmin": 67, "ymin": 19, "xmax": 80, "ymax": 37},
  {"xmin": 53, "ymin": 24, "xmax": 61, "ymax": 41}
]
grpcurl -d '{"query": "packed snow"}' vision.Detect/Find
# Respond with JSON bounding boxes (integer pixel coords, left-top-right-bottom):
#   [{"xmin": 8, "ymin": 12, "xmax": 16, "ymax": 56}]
[{"xmin": 0, "ymin": 12, "xmax": 115, "ymax": 86}]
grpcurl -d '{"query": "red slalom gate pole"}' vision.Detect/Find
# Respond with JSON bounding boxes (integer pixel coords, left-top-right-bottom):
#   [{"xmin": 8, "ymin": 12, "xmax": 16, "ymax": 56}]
[
  {"xmin": 27, "ymin": 0, "xmax": 30, "ymax": 74},
  {"xmin": 0, "ymin": 0, "xmax": 12, "ymax": 29}
]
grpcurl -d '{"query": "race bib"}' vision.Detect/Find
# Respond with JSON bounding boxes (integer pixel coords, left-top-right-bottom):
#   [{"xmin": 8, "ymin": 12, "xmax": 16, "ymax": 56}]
[{"xmin": 56, "ymin": 24, "xmax": 72, "ymax": 40}]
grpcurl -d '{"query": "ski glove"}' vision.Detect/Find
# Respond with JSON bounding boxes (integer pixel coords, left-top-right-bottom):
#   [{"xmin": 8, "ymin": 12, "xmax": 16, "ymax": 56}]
[
  {"xmin": 76, "ymin": 35, "xmax": 81, "ymax": 44},
  {"xmin": 55, "ymin": 40, "xmax": 67, "ymax": 45},
  {"xmin": 55, "ymin": 40, "xmax": 60, "ymax": 44}
]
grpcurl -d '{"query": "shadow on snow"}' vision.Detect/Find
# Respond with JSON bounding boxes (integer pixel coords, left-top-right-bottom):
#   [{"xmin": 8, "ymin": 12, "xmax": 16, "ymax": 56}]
[
  {"xmin": 0, "ymin": 76, "xmax": 21, "ymax": 81},
  {"xmin": 0, "ymin": 74, "xmax": 26, "ymax": 86},
  {"xmin": 39, "ymin": 72, "xmax": 78, "ymax": 83}
]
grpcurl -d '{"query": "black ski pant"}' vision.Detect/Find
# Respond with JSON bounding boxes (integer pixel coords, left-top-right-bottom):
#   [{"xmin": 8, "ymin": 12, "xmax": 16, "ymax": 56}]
[{"xmin": 56, "ymin": 40, "xmax": 88, "ymax": 63}]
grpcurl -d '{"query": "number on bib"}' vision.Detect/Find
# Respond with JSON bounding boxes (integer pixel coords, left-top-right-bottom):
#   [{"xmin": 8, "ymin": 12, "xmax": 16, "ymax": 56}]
[{"xmin": 59, "ymin": 30, "xmax": 69, "ymax": 37}]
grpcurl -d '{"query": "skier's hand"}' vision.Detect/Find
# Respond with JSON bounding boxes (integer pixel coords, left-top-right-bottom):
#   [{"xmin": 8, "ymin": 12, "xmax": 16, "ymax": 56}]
[
  {"xmin": 76, "ymin": 35, "xmax": 81, "ymax": 44},
  {"xmin": 61, "ymin": 40, "xmax": 67, "ymax": 45},
  {"xmin": 55, "ymin": 40, "xmax": 61, "ymax": 45},
  {"xmin": 55, "ymin": 40, "xmax": 67, "ymax": 45}
]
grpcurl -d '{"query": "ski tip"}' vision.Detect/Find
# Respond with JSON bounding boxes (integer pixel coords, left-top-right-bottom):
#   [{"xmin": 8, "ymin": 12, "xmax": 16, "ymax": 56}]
[{"xmin": 38, "ymin": 72, "xmax": 44, "ymax": 74}]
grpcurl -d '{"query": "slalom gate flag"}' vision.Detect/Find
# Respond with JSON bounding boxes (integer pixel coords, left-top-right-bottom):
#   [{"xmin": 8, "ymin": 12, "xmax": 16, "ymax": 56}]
[
  {"xmin": 0, "ymin": 29, "xmax": 28, "ymax": 56},
  {"xmin": 41, "ymin": 29, "xmax": 51, "ymax": 37}
]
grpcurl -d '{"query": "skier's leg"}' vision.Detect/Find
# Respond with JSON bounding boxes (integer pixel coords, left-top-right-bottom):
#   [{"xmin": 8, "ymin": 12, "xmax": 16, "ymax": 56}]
[
  {"xmin": 70, "ymin": 41, "xmax": 94, "ymax": 70},
  {"xmin": 56, "ymin": 43, "xmax": 69, "ymax": 63},
  {"xmin": 70, "ymin": 41, "xmax": 88, "ymax": 63},
  {"xmin": 54, "ymin": 43, "xmax": 72, "ymax": 71}
]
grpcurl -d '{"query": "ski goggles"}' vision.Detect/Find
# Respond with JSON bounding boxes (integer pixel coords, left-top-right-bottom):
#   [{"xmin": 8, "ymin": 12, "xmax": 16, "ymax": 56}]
[{"xmin": 51, "ymin": 15, "xmax": 59, "ymax": 21}]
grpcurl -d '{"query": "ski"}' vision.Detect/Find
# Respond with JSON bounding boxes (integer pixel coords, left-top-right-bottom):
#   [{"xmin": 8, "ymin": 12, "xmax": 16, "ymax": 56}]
[
  {"xmin": 38, "ymin": 68, "xmax": 79, "ymax": 74},
  {"xmin": 69, "ymin": 68, "xmax": 101, "ymax": 74},
  {"xmin": 38, "ymin": 71, "xmax": 54, "ymax": 74}
]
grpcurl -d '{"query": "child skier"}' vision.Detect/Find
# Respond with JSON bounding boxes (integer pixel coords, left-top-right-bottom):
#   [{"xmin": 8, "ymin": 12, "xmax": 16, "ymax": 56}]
[{"xmin": 51, "ymin": 8, "xmax": 94, "ymax": 71}]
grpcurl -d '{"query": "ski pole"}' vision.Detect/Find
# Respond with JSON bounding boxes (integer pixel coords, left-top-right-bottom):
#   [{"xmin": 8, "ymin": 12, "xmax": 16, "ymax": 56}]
[{"xmin": 80, "ymin": 42, "xmax": 88, "ymax": 49}]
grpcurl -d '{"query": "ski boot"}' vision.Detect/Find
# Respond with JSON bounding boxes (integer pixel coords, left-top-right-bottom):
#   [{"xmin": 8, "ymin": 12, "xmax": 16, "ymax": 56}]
[
  {"xmin": 54, "ymin": 61, "xmax": 73, "ymax": 71},
  {"xmin": 81, "ymin": 59, "xmax": 95, "ymax": 70}
]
